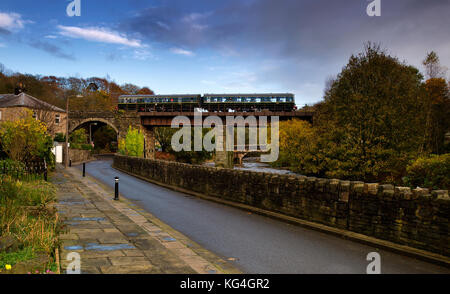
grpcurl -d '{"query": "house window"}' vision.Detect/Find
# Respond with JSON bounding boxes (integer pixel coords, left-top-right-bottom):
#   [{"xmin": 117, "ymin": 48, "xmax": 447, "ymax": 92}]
[
  {"xmin": 55, "ymin": 114, "xmax": 61, "ymax": 125},
  {"xmin": 32, "ymin": 111, "xmax": 37, "ymax": 119}
]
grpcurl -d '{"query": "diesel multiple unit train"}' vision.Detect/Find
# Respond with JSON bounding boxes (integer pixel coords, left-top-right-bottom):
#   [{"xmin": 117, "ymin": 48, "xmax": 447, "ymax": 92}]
[{"xmin": 118, "ymin": 93, "xmax": 297, "ymax": 112}]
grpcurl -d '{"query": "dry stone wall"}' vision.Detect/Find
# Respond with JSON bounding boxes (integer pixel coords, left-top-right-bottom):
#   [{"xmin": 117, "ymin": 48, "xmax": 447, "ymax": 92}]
[{"xmin": 113, "ymin": 155, "xmax": 450, "ymax": 257}]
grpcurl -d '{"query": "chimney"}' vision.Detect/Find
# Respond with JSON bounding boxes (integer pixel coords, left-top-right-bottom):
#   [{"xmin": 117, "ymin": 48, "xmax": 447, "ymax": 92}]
[{"xmin": 14, "ymin": 83, "xmax": 24, "ymax": 95}]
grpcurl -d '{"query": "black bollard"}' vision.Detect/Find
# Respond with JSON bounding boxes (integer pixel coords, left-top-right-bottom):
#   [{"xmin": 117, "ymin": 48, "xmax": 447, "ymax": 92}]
[
  {"xmin": 69, "ymin": 160, "xmax": 72, "ymax": 167},
  {"xmin": 82, "ymin": 163, "xmax": 86, "ymax": 177},
  {"xmin": 114, "ymin": 177, "xmax": 119, "ymax": 201}
]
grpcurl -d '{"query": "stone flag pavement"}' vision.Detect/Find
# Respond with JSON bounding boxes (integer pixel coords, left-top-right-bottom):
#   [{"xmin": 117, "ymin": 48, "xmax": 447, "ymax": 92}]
[{"xmin": 53, "ymin": 165, "xmax": 241, "ymax": 274}]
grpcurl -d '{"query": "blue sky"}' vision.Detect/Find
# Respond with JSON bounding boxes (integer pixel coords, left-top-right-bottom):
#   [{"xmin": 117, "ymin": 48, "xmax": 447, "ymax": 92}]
[{"xmin": 1, "ymin": 0, "xmax": 449, "ymax": 106}]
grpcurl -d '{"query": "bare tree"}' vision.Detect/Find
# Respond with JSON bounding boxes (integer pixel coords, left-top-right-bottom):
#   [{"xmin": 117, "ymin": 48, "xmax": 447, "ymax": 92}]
[{"xmin": 423, "ymin": 51, "xmax": 448, "ymax": 79}]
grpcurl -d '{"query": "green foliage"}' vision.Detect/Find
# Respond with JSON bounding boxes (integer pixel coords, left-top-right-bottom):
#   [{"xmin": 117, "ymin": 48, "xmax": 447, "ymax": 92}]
[
  {"xmin": 0, "ymin": 176, "xmax": 60, "ymax": 258},
  {"xmin": 154, "ymin": 127, "xmax": 177, "ymax": 152},
  {"xmin": 70, "ymin": 129, "xmax": 88, "ymax": 144},
  {"xmin": 92, "ymin": 125, "xmax": 117, "ymax": 153},
  {"xmin": 273, "ymin": 119, "xmax": 322, "ymax": 175},
  {"xmin": 422, "ymin": 78, "xmax": 450, "ymax": 155},
  {"xmin": 70, "ymin": 129, "xmax": 93, "ymax": 151},
  {"xmin": 404, "ymin": 154, "xmax": 450, "ymax": 190},
  {"xmin": 167, "ymin": 127, "xmax": 212, "ymax": 164},
  {"xmin": 0, "ymin": 246, "xmax": 35, "ymax": 268},
  {"xmin": 70, "ymin": 143, "xmax": 94, "ymax": 151},
  {"xmin": 118, "ymin": 126, "xmax": 144, "ymax": 157},
  {"xmin": 314, "ymin": 43, "xmax": 427, "ymax": 182},
  {"xmin": 53, "ymin": 133, "xmax": 66, "ymax": 143},
  {"xmin": 126, "ymin": 126, "xmax": 144, "ymax": 157},
  {"xmin": 0, "ymin": 112, "xmax": 54, "ymax": 164},
  {"xmin": 0, "ymin": 160, "xmax": 47, "ymax": 181},
  {"xmin": 275, "ymin": 44, "xmax": 446, "ymax": 184},
  {"xmin": 118, "ymin": 138, "xmax": 126, "ymax": 156}
]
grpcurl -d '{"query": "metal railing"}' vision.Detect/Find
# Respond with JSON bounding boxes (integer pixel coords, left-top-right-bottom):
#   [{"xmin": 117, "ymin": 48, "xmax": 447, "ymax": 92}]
[{"xmin": 0, "ymin": 160, "xmax": 48, "ymax": 181}]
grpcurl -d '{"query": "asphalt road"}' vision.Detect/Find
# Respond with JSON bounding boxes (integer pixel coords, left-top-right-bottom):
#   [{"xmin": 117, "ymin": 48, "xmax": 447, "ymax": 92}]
[{"xmin": 77, "ymin": 159, "xmax": 450, "ymax": 274}]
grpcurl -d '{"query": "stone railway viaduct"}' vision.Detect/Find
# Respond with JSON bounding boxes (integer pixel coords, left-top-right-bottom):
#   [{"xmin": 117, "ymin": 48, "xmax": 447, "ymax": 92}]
[{"xmin": 68, "ymin": 110, "xmax": 314, "ymax": 167}]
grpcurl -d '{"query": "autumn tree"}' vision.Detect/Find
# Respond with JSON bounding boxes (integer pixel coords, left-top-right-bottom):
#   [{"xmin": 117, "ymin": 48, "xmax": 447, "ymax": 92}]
[
  {"xmin": 154, "ymin": 127, "xmax": 177, "ymax": 152},
  {"xmin": 275, "ymin": 119, "xmax": 321, "ymax": 175},
  {"xmin": 121, "ymin": 83, "xmax": 140, "ymax": 95},
  {"xmin": 314, "ymin": 43, "xmax": 427, "ymax": 182},
  {"xmin": 423, "ymin": 78, "xmax": 450, "ymax": 154},
  {"xmin": 137, "ymin": 87, "xmax": 155, "ymax": 95}
]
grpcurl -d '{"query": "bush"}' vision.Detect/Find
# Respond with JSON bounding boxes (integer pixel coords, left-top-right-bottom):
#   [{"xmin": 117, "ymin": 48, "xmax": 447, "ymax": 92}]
[
  {"xmin": 53, "ymin": 133, "xmax": 66, "ymax": 143},
  {"xmin": 0, "ymin": 112, "xmax": 54, "ymax": 163},
  {"xmin": 404, "ymin": 154, "xmax": 450, "ymax": 190},
  {"xmin": 118, "ymin": 126, "xmax": 144, "ymax": 157},
  {"xmin": 70, "ymin": 129, "xmax": 88, "ymax": 145}
]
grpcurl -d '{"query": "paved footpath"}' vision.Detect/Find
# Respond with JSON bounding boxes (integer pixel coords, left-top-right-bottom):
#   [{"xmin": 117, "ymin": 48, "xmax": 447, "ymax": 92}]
[{"xmin": 52, "ymin": 165, "xmax": 241, "ymax": 274}]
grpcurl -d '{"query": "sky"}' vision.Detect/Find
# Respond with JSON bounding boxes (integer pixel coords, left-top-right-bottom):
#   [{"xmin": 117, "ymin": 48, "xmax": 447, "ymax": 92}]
[{"xmin": 0, "ymin": 0, "xmax": 449, "ymax": 106}]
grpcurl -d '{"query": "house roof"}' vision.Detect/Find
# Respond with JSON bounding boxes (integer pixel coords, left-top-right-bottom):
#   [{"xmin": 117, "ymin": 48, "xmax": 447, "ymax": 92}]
[{"xmin": 0, "ymin": 93, "xmax": 65, "ymax": 113}]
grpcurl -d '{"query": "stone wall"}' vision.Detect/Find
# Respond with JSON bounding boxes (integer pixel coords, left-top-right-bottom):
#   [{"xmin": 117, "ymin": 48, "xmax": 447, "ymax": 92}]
[
  {"xmin": 65, "ymin": 149, "xmax": 92, "ymax": 164},
  {"xmin": 113, "ymin": 155, "xmax": 450, "ymax": 257}
]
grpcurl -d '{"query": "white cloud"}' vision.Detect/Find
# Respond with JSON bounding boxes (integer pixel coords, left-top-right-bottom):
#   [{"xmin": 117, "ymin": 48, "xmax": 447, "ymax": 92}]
[
  {"xmin": 57, "ymin": 25, "xmax": 143, "ymax": 48},
  {"xmin": 0, "ymin": 43, "xmax": 6, "ymax": 48},
  {"xmin": 0, "ymin": 12, "xmax": 28, "ymax": 30},
  {"xmin": 170, "ymin": 47, "xmax": 194, "ymax": 56},
  {"xmin": 133, "ymin": 49, "xmax": 154, "ymax": 61},
  {"xmin": 44, "ymin": 35, "xmax": 58, "ymax": 39},
  {"xmin": 156, "ymin": 21, "xmax": 170, "ymax": 30}
]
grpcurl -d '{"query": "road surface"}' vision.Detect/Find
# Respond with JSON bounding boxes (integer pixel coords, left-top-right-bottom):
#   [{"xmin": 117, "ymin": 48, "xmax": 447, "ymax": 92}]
[{"xmin": 76, "ymin": 159, "xmax": 450, "ymax": 274}]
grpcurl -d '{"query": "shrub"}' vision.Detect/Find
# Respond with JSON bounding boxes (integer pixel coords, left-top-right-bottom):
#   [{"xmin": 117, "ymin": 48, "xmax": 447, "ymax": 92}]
[
  {"xmin": 404, "ymin": 154, "xmax": 450, "ymax": 190},
  {"xmin": 53, "ymin": 133, "xmax": 66, "ymax": 143},
  {"xmin": 118, "ymin": 126, "xmax": 144, "ymax": 157},
  {"xmin": 70, "ymin": 129, "xmax": 88, "ymax": 144},
  {"xmin": 0, "ymin": 112, "xmax": 53, "ymax": 163}
]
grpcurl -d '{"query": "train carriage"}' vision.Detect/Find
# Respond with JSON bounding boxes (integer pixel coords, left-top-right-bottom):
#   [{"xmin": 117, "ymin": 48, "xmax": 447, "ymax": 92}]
[
  {"xmin": 118, "ymin": 94, "xmax": 202, "ymax": 112},
  {"xmin": 118, "ymin": 93, "xmax": 296, "ymax": 112},
  {"xmin": 202, "ymin": 93, "xmax": 296, "ymax": 112}
]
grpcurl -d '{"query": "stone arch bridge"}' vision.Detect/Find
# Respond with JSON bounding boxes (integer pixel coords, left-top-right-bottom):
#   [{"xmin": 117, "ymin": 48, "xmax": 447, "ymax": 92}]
[{"xmin": 68, "ymin": 111, "xmax": 314, "ymax": 167}]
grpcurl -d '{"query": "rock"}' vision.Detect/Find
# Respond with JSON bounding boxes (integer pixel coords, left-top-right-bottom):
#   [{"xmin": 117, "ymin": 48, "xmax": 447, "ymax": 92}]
[
  {"xmin": 7, "ymin": 252, "xmax": 50, "ymax": 275},
  {"xmin": 0, "ymin": 236, "xmax": 19, "ymax": 253}
]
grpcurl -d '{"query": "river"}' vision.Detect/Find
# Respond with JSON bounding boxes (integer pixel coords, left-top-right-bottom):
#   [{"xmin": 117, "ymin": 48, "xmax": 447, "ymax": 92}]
[{"xmin": 204, "ymin": 157, "xmax": 298, "ymax": 175}]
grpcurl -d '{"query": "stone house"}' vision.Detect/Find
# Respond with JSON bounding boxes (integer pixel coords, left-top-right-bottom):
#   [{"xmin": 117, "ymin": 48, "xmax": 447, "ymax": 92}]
[{"xmin": 0, "ymin": 92, "xmax": 67, "ymax": 137}]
